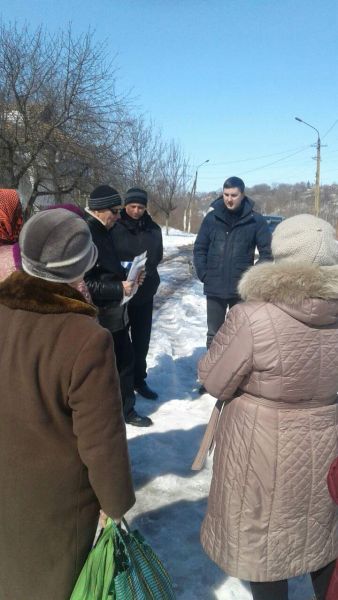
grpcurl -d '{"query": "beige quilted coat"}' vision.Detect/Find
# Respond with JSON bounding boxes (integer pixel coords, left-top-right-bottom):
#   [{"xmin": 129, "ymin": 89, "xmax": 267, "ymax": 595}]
[{"xmin": 198, "ymin": 261, "xmax": 338, "ymax": 582}]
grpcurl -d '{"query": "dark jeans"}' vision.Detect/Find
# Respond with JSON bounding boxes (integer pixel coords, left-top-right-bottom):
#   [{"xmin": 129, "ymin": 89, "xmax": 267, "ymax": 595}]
[
  {"xmin": 206, "ymin": 296, "xmax": 239, "ymax": 348},
  {"xmin": 111, "ymin": 328, "xmax": 135, "ymax": 419},
  {"xmin": 250, "ymin": 560, "xmax": 336, "ymax": 600},
  {"xmin": 128, "ymin": 299, "xmax": 153, "ymax": 387}
]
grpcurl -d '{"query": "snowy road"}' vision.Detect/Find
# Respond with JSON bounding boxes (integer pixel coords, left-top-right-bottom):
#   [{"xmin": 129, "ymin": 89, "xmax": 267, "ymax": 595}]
[
  {"xmin": 125, "ymin": 230, "xmax": 314, "ymax": 600},
  {"xmin": 154, "ymin": 244, "xmax": 194, "ymax": 309}
]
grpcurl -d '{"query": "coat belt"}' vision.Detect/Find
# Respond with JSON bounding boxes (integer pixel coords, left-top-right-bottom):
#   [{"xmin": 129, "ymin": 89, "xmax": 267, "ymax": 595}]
[{"xmin": 191, "ymin": 392, "xmax": 337, "ymax": 472}]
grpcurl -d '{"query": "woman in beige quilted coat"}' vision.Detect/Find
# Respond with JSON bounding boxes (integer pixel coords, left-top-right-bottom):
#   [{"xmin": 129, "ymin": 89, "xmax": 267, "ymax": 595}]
[{"xmin": 193, "ymin": 214, "xmax": 338, "ymax": 600}]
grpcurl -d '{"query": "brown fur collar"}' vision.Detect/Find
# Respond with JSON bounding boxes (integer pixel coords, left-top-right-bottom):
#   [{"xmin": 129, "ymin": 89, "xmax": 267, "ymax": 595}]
[
  {"xmin": 238, "ymin": 261, "xmax": 338, "ymax": 304},
  {"xmin": 0, "ymin": 271, "xmax": 97, "ymax": 316}
]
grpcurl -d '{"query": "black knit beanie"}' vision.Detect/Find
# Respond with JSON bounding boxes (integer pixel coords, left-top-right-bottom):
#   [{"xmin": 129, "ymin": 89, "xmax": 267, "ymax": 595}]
[
  {"xmin": 89, "ymin": 185, "xmax": 122, "ymax": 210},
  {"xmin": 124, "ymin": 187, "xmax": 148, "ymax": 206}
]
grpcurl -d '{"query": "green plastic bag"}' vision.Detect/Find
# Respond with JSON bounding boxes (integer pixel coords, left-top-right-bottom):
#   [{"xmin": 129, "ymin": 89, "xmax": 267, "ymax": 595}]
[
  {"xmin": 69, "ymin": 519, "xmax": 116, "ymax": 600},
  {"xmin": 111, "ymin": 519, "xmax": 176, "ymax": 600},
  {"xmin": 70, "ymin": 518, "xmax": 176, "ymax": 600}
]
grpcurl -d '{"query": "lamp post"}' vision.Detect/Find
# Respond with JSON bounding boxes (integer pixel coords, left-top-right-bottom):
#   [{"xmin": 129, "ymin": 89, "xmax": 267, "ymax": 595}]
[
  {"xmin": 295, "ymin": 117, "xmax": 321, "ymax": 216},
  {"xmin": 184, "ymin": 159, "xmax": 209, "ymax": 232}
]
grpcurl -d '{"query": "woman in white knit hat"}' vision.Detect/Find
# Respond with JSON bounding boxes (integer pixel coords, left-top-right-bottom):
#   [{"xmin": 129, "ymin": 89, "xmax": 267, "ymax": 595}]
[
  {"xmin": 193, "ymin": 214, "xmax": 338, "ymax": 600},
  {"xmin": 0, "ymin": 209, "xmax": 135, "ymax": 600}
]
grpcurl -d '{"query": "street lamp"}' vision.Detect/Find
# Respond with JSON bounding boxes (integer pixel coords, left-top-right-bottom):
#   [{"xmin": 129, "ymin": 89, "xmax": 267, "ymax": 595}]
[
  {"xmin": 184, "ymin": 159, "xmax": 209, "ymax": 232},
  {"xmin": 295, "ymin": 117, "xmax": 321, "ymax": 216},
  {"xmin": 192, "ymin": 159, "xmax": 210, "ymax": 197}
]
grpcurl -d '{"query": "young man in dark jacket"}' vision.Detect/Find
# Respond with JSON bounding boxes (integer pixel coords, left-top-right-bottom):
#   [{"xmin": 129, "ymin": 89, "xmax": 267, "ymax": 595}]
[
  {"xmin": 194, "ymin": 176, "xmax": 272, "ymax": 350},
  {"xmin": 84, "ymin": 185, "xmax": 152, "ymax": 427},
  {"xmin": 111, "ymin": 187, "xmax": 163, "ymax": 400}
]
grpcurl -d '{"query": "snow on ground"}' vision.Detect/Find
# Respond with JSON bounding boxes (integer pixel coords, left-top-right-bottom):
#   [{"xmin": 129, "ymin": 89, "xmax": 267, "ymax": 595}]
[
  {"xmin": 162, "ymin": 226, "xmax": 196, "ymax": 246},
  {"xmin": 126, "ymin": 230, "xmax": 314, "ymax": 600},
  {"xmin": 161, "ymin": 226, "xmax": 196, "ymax": 257}
]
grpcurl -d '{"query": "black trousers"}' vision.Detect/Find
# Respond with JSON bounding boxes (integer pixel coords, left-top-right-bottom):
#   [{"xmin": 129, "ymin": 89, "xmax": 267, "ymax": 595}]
[
  {"xmin": 128, "ymin": 299, "xmax": 154, "ymax": 387},
  {"xmin": 111, "ymin": 328, "xmax": 135, "ymax": 419},
  {"xmin": 250, "ymin": 560, "xmax": 335, "ymax": 600},
  {"xmin": 206, "ymin": 296, "xmax": 239, "ymax": 348}
]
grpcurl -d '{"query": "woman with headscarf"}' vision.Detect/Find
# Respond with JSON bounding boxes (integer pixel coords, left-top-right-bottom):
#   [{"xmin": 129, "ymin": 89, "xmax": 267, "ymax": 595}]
[
  {"xmin": 0, "ymin": 188, "xmax": 23, "ymax": 280},
  {"xmin": 0, "ymin": 209, "xmax": 135, "ymax": 600},
  {"xmin": 193, "ymin": 214, "xmax": 338, "ymax": 600}
]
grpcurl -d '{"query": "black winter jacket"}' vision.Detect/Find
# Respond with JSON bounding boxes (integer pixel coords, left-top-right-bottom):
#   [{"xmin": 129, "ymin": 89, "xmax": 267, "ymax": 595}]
[
  {"xmin": 193, "ymin": 196, "xmax": 272, "ymax": 299},
  {"xmin": 84, "ymin": 213, "xmax": 128, "ymax": 332},
  {"xmin": 111, "ymin": 210, "xmax": 163, "ymax": 306}
]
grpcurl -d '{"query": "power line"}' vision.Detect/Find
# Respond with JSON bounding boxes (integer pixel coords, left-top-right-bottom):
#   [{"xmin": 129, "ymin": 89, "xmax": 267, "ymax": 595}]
[
  {"xmin": 199, "ymin": 153, "xmax": 325, "ymax": 177},
  {"xmin": 209, "ymin": 145, "xmax": 311, "ymax": 167},
  {"xmin": 236, "ymin": 146, "xmax": 315, "ymax": 176},
  {"xmin": 322, "ymin": 119, "xmax": 338, "ymax": 140},
  {"xmin": 197, "ymin": 137, "xmax": 338, "ymax": 184}
]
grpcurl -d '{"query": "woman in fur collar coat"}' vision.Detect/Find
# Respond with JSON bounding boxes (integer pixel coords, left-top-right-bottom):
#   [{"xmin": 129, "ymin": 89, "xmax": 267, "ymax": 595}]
[
  {"xmin": 193, "ymin": 214, "xmax": 338, "ymax": 600},
  {"xmin": 0, "ymin": 209, "xmax": 135, "ymax": 600},
  {"xmin": 0, "ymin": 195, "xmax": 92, "ymax": 304}
]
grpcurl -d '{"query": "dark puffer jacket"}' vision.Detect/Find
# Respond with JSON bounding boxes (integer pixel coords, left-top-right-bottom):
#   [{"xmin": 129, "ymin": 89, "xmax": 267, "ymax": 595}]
[
  {"xmin": 193, "ymin": 196, "xmax": 272, "ymax": 299},
  {"xmin": 84, "ymin": 213, "xmax": 128, "ymax": 331},
  {"xmin": 111, "ymin": 209, "xmax": 163, "ymax": 306}
]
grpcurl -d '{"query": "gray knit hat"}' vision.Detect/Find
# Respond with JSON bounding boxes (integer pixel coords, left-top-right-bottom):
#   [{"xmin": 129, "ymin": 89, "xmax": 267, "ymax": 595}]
[
  {"xmin": 272, "ymin": 214, "xmax": 338, "ymax": 266},
  {"xmin": 19, "ymin": 209, "xmax": 98, "ymax": 283},
  {"xmin": 88, "ymin": 185, "xmax": 122, "ymax": 210}
]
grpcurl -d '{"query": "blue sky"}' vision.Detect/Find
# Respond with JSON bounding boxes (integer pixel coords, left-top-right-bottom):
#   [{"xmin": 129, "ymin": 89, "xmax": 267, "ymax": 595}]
[{"xmin": 1, "ymin": 0, "xmax": 338, "ymax": 191}]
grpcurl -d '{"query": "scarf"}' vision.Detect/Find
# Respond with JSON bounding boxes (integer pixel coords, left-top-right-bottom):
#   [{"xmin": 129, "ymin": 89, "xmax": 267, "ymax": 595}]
[{"xmin": 0, "ymin": 189, "xmax": 23, "ymax": 243}]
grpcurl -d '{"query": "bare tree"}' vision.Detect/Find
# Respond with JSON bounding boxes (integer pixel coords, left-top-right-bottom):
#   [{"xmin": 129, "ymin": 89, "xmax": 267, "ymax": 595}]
[
  {"xmin": 0, "ymin": 23, "xmax": 131, "ymax": 214},
  {"xmin": 121, "ymin": 116, "xmax": 164, "ymax": 192},
  {"xmin": 152, "ymin": 140, "xmax": 189, "ymax": 234}
]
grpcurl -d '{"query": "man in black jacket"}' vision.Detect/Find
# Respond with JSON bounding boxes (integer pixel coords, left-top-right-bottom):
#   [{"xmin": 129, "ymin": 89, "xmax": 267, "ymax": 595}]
[
  {"xmin": 84, "ymin": 185, "xmax": 152, "ymax": 427},
  {"xmin": 111, "ymin": 187, "xmax": 163, "ymax": 400},
  {"xmin": 194, "ymin": 176, "xmax": 272, "ymax": 350}
]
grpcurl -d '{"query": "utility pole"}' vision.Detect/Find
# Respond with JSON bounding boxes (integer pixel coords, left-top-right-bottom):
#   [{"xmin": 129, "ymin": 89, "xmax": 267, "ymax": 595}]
[
  {"xmin": 184, "ymin": 159, "xmax": 209, "ymax": 232},
  {"xmin": 187, "ymin": 169, "xmax": 198, "ymax": 234},
  {"xmin": 314, "ymin": 133, "xmax": 321, "ymax": 217},
  {"xmin": 295, "ymin": 117, "xmax": 321, "ymax": 216}
]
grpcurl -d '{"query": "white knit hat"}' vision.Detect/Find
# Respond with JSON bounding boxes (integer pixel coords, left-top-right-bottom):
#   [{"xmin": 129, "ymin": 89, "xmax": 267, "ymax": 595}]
[{"xmin": 272, "ymin": 214, "xmax": 338, "ymax": 266}]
